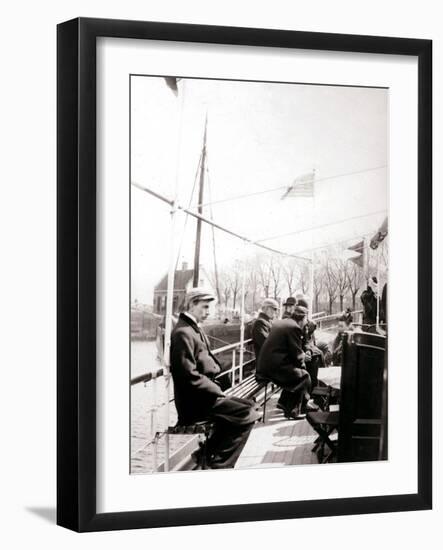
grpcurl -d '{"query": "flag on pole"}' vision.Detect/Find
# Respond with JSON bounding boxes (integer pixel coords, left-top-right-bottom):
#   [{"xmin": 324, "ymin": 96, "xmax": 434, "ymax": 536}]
[
  {"xmin": 346, "ymin": 240, "xmax": 364, "ymax": 267},
  {"xmin": 281, "ymin": 170, "xmax": 315, "ymax": 199},
  {"xmin": 370, "ymin": 217, "xmax": 388, "ymax": 249}
]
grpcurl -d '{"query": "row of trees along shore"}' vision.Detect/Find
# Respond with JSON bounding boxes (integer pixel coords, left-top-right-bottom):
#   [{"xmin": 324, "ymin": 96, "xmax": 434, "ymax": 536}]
[{"xmin": 210, "ymin": 240, "xmax": 388, "ymax": 316}]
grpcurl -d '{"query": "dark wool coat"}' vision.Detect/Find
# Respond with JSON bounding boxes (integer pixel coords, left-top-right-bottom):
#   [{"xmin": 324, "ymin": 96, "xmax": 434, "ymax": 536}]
[
  {"xmin": 361, "ymin": 287, "xmax": 378, "ymax": 325},
  {"xmin": 256, "ymin": 318, "xmax": 307, "ymax": 389},
  {"xmin": 170, "ymin": 313, "xmax": 224, "ymax": 424},
  {"xmin": 251, "ymin": 312, "xmax": 273, "ymax": 358}
]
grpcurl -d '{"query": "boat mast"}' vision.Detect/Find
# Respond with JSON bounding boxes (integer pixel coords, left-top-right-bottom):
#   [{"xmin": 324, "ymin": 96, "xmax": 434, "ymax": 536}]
[{"xmin": 193, "ymin": 115, "xmax": 208, "ymax": 287}]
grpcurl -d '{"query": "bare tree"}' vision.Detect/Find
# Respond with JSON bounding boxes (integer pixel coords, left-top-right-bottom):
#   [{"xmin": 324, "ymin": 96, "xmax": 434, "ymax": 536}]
[
  {"xmin": 229, "ymin": 263, "xmax": 242, "ymax": 311},
  {"xmin": 269, "ymin": 257, "xmax": 283, "ymax": 299},
  {"xmin": 297, "ymin": 262, "xmax": 310, "ymax": 295},
  {"xmin": 257, "ymin": 254, "xmax": 272, "ymax": 298},
  {"xmin": 218, "ymin": 270, "xmax": 232, "ymax": 308},
  {"xmin": 246, "ymin": 261, "xmax": 260, "ymax": 313},
  {"xmin": 347, "ymin": 262, "xmax": 364, "ymax": 310},
  {"xmin": 331, "ymin": 257, "xmax": 350, "ymax": 311},
  {"xmin": 312, "ymin": 263, "xmax": 325, "ymax": 313},
  {"xmin": 282, "ymin": 258, "xmax": 298, "ymax": 297},
  {"xmin": 324, "ymin": 258, "xmax": 339, "ymax": 314}
]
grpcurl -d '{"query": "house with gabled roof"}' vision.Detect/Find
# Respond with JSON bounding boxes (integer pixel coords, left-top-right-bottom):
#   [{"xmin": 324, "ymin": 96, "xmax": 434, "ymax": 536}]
[{"xmin": 153, "ymin": 262, "xmax": 215, "ymax": 314}]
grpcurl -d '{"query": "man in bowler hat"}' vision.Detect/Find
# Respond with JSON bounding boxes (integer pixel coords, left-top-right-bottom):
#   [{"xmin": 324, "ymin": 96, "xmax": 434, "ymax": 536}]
[{"xmin": 282, "ymin": 296, "xmax": 296, "ymax": 319}]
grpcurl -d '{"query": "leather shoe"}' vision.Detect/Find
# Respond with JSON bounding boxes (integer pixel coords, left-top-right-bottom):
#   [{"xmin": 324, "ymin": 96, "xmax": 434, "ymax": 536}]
[
  {"xmin": 276, "ymin": 402, "xmax": 288, "ymax": 413},
  {"xmin": 285, "ymin": 407, "xmax": 306, "ymax": 420},
  {"xmin": 301, "ymin": 399, "xmax": 319, "ymax": 413}
]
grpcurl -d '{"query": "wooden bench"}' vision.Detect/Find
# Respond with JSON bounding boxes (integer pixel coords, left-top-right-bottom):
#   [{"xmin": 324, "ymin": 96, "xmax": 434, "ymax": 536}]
[
  {"xmin": 225, "ymin": 373, "xmax": 279, "ymax": 422},
  {"xmin": 166, "ymin": 420, "xmax": 215, "ymax": 469},
  {"xmin": 166, "ymin": 370, "xmax": 277, "ymax": 469}
]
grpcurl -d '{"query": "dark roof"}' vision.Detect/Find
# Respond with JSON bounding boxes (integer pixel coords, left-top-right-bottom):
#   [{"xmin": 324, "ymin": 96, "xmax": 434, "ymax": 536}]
[{"xmin": 154, "ymin": 269, "xmax": 194, "ymax": 292}]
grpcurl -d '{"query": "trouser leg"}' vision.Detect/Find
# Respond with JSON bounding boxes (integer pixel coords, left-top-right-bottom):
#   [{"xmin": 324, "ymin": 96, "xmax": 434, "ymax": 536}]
[
  {"xmin": 284, "ymin": 374, "xmax": 311, "ymax": 415},
  {"xmin": 305, "ymin": 357, "xmax": 319, "ymax": 390},
  {"xmin": 207, "ymin": 421, "xmax": 254, "ymax": 469},
  {"xmin": 277, "ymin": 389, "xmax": 293, "ymax": 410},
  {"xmin": 205, "ymin": 396, "xmax": 259, "ymax": 469}
]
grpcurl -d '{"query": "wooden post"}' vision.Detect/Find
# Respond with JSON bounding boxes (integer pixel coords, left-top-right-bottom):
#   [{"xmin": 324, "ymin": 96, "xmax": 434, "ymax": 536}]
[
  {"xmin": 363, "ymin": 236, "xmax": 370, "ymax": 283},
  {"xmin": 193, "ymin": 115, "xmax": 208, "ymax": 287},
  {"xmin": 163, "ymin": 81, "xmax": 186, "ymax": 471},
  {"xmin": 376, "ymin": 246, "xmax": 381, "ymax": 330},
  {"xmin": 239, "ymin": 243, "xmax": 247, "ymax": 382},
  {"xmin": 309, "ymin": 256, "xmax": 314, "ymax": 315},
  {"xmin": 163, "ymin": 200, "xmax": 178, "ymax": 472}
]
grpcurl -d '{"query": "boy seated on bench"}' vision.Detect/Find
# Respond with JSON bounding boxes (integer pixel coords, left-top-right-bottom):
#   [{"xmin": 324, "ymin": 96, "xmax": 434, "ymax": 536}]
[{"xmin": 170, "ymin": 288, "xmax": 261, "ymax": 469}]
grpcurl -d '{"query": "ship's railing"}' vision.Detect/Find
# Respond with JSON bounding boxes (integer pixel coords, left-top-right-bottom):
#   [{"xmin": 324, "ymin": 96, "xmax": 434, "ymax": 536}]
[
  {"xmin": 314, "ymin": 309, "xmax": 363, "ymax": 331},
  {"xmin": 130, "ymin": 338, "xmax": 253, "ymax": 472}
]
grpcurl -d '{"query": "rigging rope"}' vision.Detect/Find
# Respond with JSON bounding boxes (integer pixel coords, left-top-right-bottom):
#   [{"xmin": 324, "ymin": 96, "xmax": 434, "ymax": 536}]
[
  {"xmin": 173, "ymin": 150, "xmax": 203, "ymax": 272},
  {"xmin": 206, "ymin": 165, "xmax": 222, "ymax": 303},
  {"xmin": 194, "ymin": 165, "xmax": 387, "ymax": 209},
  {"xmin": 255, "ymin": 209, "xmax": 387, "ymax": 244},
  {"xmin": 131, "ymin": 181, "xmax": 310, "ymax": 262}
]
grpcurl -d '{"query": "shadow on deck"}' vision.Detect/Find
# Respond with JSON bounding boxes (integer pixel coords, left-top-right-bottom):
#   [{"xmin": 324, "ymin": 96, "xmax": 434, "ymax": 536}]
[{"xmin": 235, "ymin": 395, "xmax": 322, "ymax": 469}]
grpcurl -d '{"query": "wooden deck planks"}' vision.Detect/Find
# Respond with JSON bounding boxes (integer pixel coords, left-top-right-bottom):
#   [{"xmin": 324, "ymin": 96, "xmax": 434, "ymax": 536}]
[{"xmin": 236, "ymin": 395, "xmax": 320, "ymax": 469}]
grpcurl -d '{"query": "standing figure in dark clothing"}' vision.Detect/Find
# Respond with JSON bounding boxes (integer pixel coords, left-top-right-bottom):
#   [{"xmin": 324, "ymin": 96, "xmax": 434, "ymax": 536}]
[
  {"xmin": 380, "ymin": 282, "xmax": 387, "ymax": 327},
  {"xmin": 170, "ymin": 288, "xmax": 261, "ymax": 469},
  {"xmin": 282, "ymin": 296, "xmax": 296, "ymax": 319},
  {"xmin": 330, "ymin": 308, "xmax": 354, "ymax": 366},
  {"xmin": 360, "ymin": 276, "xmax": 378, "ymax": 332},
  {"xmin": 251, "ymin": 298, "xmax": 279, "ymax": 358},
  {"xmin": 256, "ymin": 303, "xmax": 317, "ymax": 419},
  {"xmin": 296, "ymin": 298, "xmax": 325, "ymax": 388}
]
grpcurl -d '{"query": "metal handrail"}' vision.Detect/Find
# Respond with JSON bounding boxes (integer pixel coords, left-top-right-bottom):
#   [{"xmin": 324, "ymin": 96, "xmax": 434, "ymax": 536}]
[
  {"xmin": 131, "ymin": 367, "xmax": 164, "ymax": 386},
  {"xmin": 212, "ymin": 338, "xmax": 252, "ymax": 355},
  {"xmin": 130, "ymin": 338, "xmax": 252, "ymax": 385},
  {"xmin": 315, "ymin": 309, "xmax": 363, "ymax": 323},
  {"xmin": 131, "ymin": 336, "xmax": 255, "ymax": 470}
]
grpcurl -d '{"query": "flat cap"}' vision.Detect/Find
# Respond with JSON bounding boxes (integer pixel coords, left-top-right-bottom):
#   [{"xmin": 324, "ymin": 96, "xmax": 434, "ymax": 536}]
[
  {"xmin": 185, "ymin": 287, "xmax": 216, "ymax": 305},
  {"xmin": 262, "ymin": 298, "xmax": 279, "ymax": 309}
]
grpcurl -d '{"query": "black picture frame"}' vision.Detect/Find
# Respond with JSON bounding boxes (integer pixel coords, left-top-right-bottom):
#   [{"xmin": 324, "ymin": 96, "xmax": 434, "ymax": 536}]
[{"xmin": 57, "ymin": 17, "xmax": 432, "ymax": 532}]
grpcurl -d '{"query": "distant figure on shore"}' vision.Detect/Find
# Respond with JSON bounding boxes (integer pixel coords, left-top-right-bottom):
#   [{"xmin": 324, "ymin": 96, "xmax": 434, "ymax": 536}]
[
  {"xmin": 330, "ymin": 308, "xmax": 354, "ymax": 366},
  {"xmin": 251, "ymin": 298, "xmax": 279, "ymax": 359}
]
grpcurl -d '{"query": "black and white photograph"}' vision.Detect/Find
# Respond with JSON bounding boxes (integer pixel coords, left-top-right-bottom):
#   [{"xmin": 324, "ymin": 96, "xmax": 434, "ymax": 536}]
[{"xmin": 130, "ymin": 75, "xmax": 389, "ymax": 474}]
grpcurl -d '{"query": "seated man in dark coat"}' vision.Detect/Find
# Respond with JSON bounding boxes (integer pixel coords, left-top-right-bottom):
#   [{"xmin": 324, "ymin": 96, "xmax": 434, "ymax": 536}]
[
  {"xmin": 251, "ymin": 298, "xmax": 279, "ymax": 358},
  {"xmin": 170, "ymin": 288, "xmax": 261, "ymax": 469},
  {"xmin": 256, "ymin": 303, "xmax": 317, "ymax": 419}
]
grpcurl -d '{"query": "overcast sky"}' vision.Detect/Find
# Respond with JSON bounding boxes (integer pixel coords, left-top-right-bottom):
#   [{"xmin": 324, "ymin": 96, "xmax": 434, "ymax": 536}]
[{"xmin": 131, "ymin": 76, "xmax": 388, "ymax": 304}]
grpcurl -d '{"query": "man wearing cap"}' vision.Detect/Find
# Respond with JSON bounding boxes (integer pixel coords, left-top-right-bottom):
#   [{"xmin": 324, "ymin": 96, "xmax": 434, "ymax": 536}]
[
  {"xmin": 282, "ymin": 296, "xmax": 296, "ymax": 319},
  {"xmin": 170, "ymin": 287, "xmax": 261, "ymax": 469},
  {"xmin": 251, "ymin": 298, "xmax": 279, "ymax": 358},
  {"xmin": 256, "ymin": 302, "xmax": 317, "ymax": 418}
]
